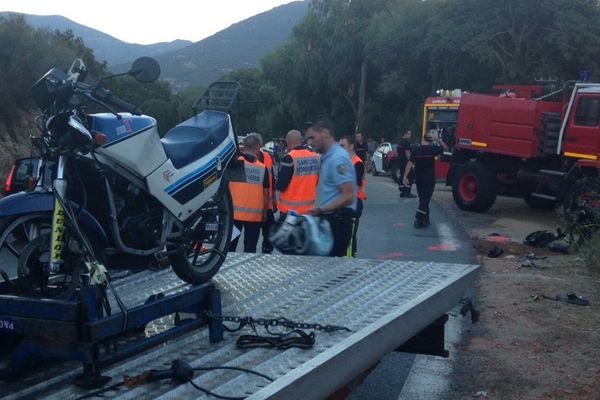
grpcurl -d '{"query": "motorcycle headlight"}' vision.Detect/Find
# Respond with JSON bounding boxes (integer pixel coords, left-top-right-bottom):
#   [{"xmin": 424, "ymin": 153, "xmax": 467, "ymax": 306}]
[
  {"xmin": 31, "ymin": 68, "xmax": 73, "ymax": 111},
  {"xmin": 47, "ymin": 113, "xmax": 93, "ymax": 154}
]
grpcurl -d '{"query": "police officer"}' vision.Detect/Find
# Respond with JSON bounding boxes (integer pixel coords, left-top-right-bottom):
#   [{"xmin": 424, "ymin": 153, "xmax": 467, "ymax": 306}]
[
  {"xmin": 306, "ymin": 118, "xmax": 356, "ymax": 257},
  {"xmin": 276, "ymin": 130, "xmax": 320, "ymax": 216},
  {"xmin": 402, "ymin": 130, "xmax": 448, "ymax": 228},
  {"xmin": 397, "ymin": 130, "xmax": 416, "ymax": 198},
  {"xmin": 247, "ymin": 132, "xmax": 277, "ymax": 254},
  {"xmin": 229, "ymin": 135, "xmax": 270, "ymax": 252},
  {"xmin": 339, "ymin": 135, "xmax": 366, "ymax": 258}
]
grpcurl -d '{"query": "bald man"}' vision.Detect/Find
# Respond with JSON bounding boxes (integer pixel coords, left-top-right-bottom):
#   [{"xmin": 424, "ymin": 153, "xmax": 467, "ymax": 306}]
[{"xmin": 276, "ymin": 129, "xmax": 320, "ymax": 216}]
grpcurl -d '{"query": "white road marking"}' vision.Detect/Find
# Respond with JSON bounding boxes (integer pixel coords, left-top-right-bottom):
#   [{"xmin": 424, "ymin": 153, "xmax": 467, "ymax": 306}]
[{"xmin": 435, "ymin": 222, "xmax": 461, "ymax": 251}]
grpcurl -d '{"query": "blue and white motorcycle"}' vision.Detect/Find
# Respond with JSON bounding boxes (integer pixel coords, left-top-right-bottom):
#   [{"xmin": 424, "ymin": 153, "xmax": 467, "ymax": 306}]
[{"xmin": 0, "ymin": 57, "xmax": 237, "ymax": 299}]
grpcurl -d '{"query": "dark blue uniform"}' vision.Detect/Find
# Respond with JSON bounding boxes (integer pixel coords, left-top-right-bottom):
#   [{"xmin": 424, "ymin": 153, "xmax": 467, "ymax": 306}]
[{"xmin": 410, "ymin": 144, "xmax": 442, "ymax": 227}]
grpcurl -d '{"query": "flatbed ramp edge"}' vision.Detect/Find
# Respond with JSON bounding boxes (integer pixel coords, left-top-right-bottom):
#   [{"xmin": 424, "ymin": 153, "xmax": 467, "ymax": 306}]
[{"xmin": 3, "ymin": 253, "xmax": 479, "ymax": 400}]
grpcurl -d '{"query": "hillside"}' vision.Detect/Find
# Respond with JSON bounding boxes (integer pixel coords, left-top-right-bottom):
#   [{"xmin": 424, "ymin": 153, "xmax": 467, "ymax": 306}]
[
  {"xmin": 128, "ymin": 1, "xmax": 308, "ymax": 90},
  {"xmin": 0, "ymin": 12, "xmax": 192, "ymax": 65}
]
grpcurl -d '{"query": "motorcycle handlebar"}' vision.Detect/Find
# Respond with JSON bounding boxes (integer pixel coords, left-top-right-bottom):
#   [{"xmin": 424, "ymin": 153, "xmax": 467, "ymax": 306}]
[
  {"xmin": 86, "ymin": 86, "xmax": 142, "ymax": 116},
  {"xmin": 105, "ymin": 94, "xmax": 142, "ymax": 116}
]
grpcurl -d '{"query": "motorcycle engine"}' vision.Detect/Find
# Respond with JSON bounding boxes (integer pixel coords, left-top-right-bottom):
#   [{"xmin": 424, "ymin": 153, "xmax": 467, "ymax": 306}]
[{"xmin": 120, "ymin": 211, "xmax": 162, "ymax": 249}]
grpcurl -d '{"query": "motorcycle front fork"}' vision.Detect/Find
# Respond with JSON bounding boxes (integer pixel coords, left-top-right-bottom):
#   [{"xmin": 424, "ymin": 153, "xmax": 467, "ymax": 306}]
[{"xmin": 49, "ymin": 156, "xmax": 67, "ymax": 273}]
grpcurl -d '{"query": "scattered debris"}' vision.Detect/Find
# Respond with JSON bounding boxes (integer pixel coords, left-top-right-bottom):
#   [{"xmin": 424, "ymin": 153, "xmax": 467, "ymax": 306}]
[
  {"xmin": 522, "ymin": 294, "xmax": 540, "ymax": 302},
  {"xmin": 517, "ymin": 260, "xmax": 546, "ymax": 270},
  {"xmin": 485, "ymin": 234, "xmax": 510, "ymax": 244},
  {"xmin": 525, "ymin": 253, "xmax": 547, "ymax": 260},
  {"xmin": 541, "ymin": 293, "xmax": 590, "ymax": 306},
  {"xmin": 487, "ymin": 245, "xmax": 504, "ymax": 258},
  {"xmin": 473, "ymin": 390, "xmax": 489, "ymax": 398},
  {"xmin": 547, "ymin": 239, "xmax": 570, "ymax": 254},
  {"xmin": 524, "ymin": 229, "xmax": 565, "ymax": 248}
]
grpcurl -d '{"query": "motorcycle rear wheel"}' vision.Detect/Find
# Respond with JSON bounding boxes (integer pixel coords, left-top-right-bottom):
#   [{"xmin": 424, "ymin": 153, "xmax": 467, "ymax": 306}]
[{"xmin": 168, "ymin": 185, "xmax": 233, "ymax": 284}]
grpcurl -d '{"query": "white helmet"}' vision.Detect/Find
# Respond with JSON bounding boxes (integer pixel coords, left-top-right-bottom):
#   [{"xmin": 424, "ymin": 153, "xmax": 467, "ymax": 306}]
[
  {"xmin": 302, "ymin": 214, "xmax": 333, "ymax": 256},
  {"xmin": 269, "ymin": 212, "xmax": 333, "ymax": 256}
]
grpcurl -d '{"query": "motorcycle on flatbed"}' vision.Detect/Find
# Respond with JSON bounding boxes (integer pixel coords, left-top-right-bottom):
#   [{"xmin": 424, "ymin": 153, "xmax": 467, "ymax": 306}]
[{"xmin": 0, "ymin": 57, "xmax": 238, "ymax": 299}]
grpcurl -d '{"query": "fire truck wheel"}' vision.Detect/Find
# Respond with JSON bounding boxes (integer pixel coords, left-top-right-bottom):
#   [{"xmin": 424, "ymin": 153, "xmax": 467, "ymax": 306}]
[{"xmin": 452, "ymin": 162, "xmax": 498, "ymax": 212}]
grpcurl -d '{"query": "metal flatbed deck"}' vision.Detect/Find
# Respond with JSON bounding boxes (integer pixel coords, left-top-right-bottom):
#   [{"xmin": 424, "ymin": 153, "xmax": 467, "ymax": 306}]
[{"xmin": 3, "ymin": 253, "xmax": 478, "ymax": 400}]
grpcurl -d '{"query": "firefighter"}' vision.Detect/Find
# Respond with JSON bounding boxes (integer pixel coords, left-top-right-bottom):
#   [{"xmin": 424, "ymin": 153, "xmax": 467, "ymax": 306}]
[
  {"xmin": 339, "ymin": 135, "xmax": 366, "ymax": 258},
  {"xmin": 276, "ymin": 130, "xmax": 320, "ymax": 216},
  {"xmin": 398, "ymin": 130, "xmax": 416, "ymax": 198},
  {"xmin": 306, "ymin": 118, "xmax": 356, "ymax": 257},
  {"xmin": 402, "ymin": 130, "xmax": 448, "ymax": 228},
  {"xmin": 229, "ymin": 135, "xmax": 270, "ymax": 252},
  {"xmin": 247, "ymin": 132, "xmax": 277, "ymax": 254}
]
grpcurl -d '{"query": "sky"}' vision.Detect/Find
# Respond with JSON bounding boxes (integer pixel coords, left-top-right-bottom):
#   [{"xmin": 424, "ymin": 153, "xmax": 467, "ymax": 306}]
[{"xmin": 0, "ymin": 0, "xmax": 300, "ymax": 44}]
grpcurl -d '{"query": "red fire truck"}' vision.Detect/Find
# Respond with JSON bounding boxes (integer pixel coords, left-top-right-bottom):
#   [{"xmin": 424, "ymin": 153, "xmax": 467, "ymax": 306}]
[{"xmin": 445, "ymin": 81, "xmax": 600, "ymax": 227}]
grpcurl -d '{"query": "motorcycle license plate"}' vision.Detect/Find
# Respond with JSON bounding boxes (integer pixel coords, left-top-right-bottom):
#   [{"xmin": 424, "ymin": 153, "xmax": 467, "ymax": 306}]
[
  {"xmin": 205, "ymin": 223, "xmax": 219, "ymax": 231},
  {"xmin": 0, "ymin": 317, "xmax": 15, "ymax": 332}
]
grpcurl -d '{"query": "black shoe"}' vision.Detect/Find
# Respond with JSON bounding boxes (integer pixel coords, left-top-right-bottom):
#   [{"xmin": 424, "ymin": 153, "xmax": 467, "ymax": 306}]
[
  {"xmin": 404, "ymin": 193, "xmax": 416, "ymax": 198},
  {"xmin": 422, "ymin": 216, "xmax": 430, "ymax": 228},
  {"xmin": 413, "ymin": 219, "xmax": 424, "ymax": 229}
]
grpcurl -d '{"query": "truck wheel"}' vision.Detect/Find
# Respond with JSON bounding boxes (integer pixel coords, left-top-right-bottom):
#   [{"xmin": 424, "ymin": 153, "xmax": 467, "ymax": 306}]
[
  {"xmin": 390, "ymin": 162, "xmax": 401, "ymax": 183},
  {"xmin": 452, "ymin": 162, "xmax": 498, "ymax": 212},
  {"xmin": 524, "ymin": 194, "xmax": 557, "ymax": 210},
  {"xmin": 563, "ymin": 177, "xmax": 600, "ymax": 237},
  {"xmin": 371, "ymin": 161, "xmax": 379, "ymax": 176}
]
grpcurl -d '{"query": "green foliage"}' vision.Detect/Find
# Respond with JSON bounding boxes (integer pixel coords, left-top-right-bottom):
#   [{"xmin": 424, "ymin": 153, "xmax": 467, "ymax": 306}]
[
  {"xmin": 239, "ymin": 0, "xmax": 600, "ymax": 141},
  {"xmin": 177, "ymin": 83, "xmax": 207, "ymax": 120},
  {"xmin": 0, "ymin": 15, "xmax": 187, "ymax": 141},
  {"xmin": 106, "ymin": 78, "xmax": 180, "ymax": 135},
  {"xmin": 0, "ymin": 15, "xmax": 105, "ymax": 135}
]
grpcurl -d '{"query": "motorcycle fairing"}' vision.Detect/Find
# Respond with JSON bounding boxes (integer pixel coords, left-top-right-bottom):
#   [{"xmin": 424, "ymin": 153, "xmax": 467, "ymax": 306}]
[
  {"xmin": 165, "ymin": 139, "xmax": 236, "ymax": 205},
  {"xmin": 0, "ymin": 191, "xmax": 109, "ymax": 243},
  {"xmin": 92, "ymin": 113, "xmax": 167, "ymax": 178},
  {"xmin": 91, "ymin": 113, "xmax": 156, "ymax": 146}
]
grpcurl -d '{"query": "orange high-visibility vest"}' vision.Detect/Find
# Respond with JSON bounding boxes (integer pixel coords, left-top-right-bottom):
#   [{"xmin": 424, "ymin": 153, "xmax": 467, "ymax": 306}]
[
  {"xmin": 352, "ymin": 154, "xmax": 367, "ymax": 201},
  {"xmin": 261, "ymin": 150, "xmax": 274, "ymax": 210},
  {"xmin": 278, "ymin": 148, "xmax": 320, "ymax": 214},
  {"xmin": 229, "ymin": 156, "xmax": 266, "ymax": 222}
]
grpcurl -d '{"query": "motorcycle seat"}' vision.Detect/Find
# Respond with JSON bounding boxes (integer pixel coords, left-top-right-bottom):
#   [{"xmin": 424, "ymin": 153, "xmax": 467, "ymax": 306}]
[{"xmin": 161, "ymin": 110, "xmax": 230, "ymax": 169}]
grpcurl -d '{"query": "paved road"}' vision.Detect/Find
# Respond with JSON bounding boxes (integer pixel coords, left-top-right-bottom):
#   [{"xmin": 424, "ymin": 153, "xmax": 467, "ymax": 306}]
[{"xmin": 347, "ymin": 174, "xmax": 475, "ymax": 400}]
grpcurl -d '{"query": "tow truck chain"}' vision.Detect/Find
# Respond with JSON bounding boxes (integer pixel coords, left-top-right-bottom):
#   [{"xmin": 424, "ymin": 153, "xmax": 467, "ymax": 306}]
[
  {"xmin": 201, "ymin": 311, "xmax": 352, "ymax": 334},
  {"xmin": 200, "ymin": 311, "xmax": 352, "ymax": 350}
]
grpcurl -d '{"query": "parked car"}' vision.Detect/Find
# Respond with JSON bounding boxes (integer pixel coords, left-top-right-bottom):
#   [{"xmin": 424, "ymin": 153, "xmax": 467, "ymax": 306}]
[{"xmin": 371, "ymin": 142, "xmax": 397, "ymax": 177}]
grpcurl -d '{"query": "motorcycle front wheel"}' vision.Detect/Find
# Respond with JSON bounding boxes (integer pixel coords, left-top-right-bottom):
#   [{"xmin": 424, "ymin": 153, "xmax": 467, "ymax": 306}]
[
  {"xmin": 168, "ymin": 185, "xmax": 233, "ymax": 284},
  {"xmin": 0, "ymin": 213, "xmax": 53, "ymax": 278},
  {"xmin": 17, "ymin": 228, "xmax": 106, "ymax": 300},
  {"xmin": 17, "ymin": 234, "xmax": 81, "ymax": 300}
]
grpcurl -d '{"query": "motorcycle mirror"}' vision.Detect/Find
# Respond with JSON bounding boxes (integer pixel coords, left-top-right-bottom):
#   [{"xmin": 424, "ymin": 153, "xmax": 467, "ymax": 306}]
[
  {"xmin": 67, "ymin": 58, "xmax": 87, "ymax": 83},
  {"xmin": 128, "ymin": 57, "xmax": 161, "ymax": 83}
]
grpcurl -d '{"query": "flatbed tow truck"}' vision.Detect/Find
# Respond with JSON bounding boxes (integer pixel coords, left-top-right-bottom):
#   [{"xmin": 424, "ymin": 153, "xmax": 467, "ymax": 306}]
[{"xmin": 1, "ymin": 253, "xmax": 478, "ymax": 399}]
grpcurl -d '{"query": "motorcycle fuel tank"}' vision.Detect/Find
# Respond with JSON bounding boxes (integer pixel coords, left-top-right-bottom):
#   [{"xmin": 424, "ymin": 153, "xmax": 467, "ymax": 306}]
[{"xmin": 90, "ymin": 113, "xmax": 167, "ymax": 177}]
